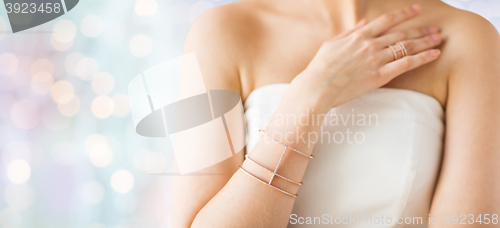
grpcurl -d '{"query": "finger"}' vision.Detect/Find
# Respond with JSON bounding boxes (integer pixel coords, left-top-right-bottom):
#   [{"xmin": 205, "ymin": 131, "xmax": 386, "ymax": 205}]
[
  {"xmin": 375, "ymin": 26, "xmax": 439, "ymax": 48},
  {"xmin": 380, "ymin": 32, "xmax": 442, "ymax": 63},
  {"xmin": 360, "ymin": 4, "xmax": 422, "ymax": 37},
  {"xmin": 334, "ymin": 19, "xmax": 367, "ymax": 39},
  {"xmin": 378, "ymin": 49, "xmax": 441, "ymax": 81}
]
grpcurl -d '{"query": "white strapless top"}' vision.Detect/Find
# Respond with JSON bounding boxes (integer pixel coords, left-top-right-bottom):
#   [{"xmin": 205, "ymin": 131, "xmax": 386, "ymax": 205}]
[{"xmin": 244, "ymin": 84, "xmax": 445, "ymax": 228}]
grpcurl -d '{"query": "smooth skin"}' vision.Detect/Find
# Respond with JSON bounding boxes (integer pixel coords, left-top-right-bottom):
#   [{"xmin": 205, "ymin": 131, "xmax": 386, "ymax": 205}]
[{"xmin": 173, "ymin": 0, "xmax": 500, "ymax": 227}]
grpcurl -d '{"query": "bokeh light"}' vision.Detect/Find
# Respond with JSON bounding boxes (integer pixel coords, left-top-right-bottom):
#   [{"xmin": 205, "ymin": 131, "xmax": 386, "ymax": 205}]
[
  {"xmin": 50, "ymin": 35, "xmax": 74, "ymax": 51},
  {"xmin": 31, "ymin": 72, "xmax": 54, "ymax": 95},
  {"xmin": 135, "ymin": 0, "xmax": 158, "ymax": 16},
  {"xmin": 2, "ymin": 141, "xmax": 44, "ymax": 170},
  {"xmin": 85, "ymin": 134, "xmax": 108, "ymax": 153},
  {"xmin": 11, "ymin": 99, "xmax": 41, "ymax": 129},
  {"xmin": 0, "ymin": 53, "xmax": 18, "ymax": 76},
  {"xmin": 31, "ymin": 58, "xmax": 54, "ymax": 76},
  {"xmin": 91, "ymin": 95, "xmax": 115, "ymax": 119},
  {"xmin": 88, "ymin": 143, "xmax": 113, "ymax": 167},
  {"xmin": 76, "ymin": 57, "xmax": 100, "ymax": 81},
  {"xmin": 6, "ymin": 159, "xmax": 31, "ymax": 184},
  {"xmin": 52, "ymin": 20, "xmax": 77, "ymax": 43},
  {"xmin": 91, "ymin": 72, "xmax": 115, "ymax": 95},
  {"xmin": 111, "ymin": 170, "xmax": 134, "ymax": 193},
  {"xmin": 57, "ymin": 95, "xmax": 81, "ymax": 117},
  {"xmin": 64, "ymin": 52, "xmax": 85, "ymax": 75},
  {"xmin": 84, "ymin": 134, "xmax": 118, "ymax": 167},
  {"xmin": 129, "ymin": 34, "xmax": 152, "ymax": 57},
  {"xmin": 51, "ymin": 80, "xmax": 74, "ymax": 103},
  {"xmin": 112, "ymin": 94, "xmax": 131, "ymax": 117},
  {"xmin": 42, "ymin": 105, "xmax": 72, "ymax": 130},
  {"xmin": 81, "ymin": 15, "xmax": 104, "ymax": 37}
]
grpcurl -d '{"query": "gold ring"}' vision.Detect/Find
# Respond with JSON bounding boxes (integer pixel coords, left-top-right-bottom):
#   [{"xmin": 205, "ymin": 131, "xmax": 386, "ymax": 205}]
[
  {"xmin": 398, "ymin": 42, "xmax": 408, "ymax": 58},
  {"xmin": 388, "ymin": 42, "xmax": 407, "ymax": 61}
]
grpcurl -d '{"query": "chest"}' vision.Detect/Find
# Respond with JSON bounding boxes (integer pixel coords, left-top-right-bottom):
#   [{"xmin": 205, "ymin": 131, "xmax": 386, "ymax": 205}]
[{"xmin": 239, "ymin": 17, "xmax": 449, "ymax": 107}]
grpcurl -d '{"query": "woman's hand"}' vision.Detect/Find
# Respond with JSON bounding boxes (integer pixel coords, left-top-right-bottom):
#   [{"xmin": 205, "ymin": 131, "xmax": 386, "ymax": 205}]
[{"xmin": 292, "ymin": 4, "xmax": 442, "ymax": 112}]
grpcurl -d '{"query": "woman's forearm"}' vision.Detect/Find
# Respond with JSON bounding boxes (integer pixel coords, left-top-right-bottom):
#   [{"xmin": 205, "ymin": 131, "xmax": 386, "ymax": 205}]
[{"xmin": 191, "ymin": 80, "xmax": 329, "ymax": 228}]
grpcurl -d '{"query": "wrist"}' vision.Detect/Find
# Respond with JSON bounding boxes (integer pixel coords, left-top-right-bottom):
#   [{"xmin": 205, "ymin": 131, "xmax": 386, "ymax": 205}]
[
  {"xmin": 265, "ymin": 82, "xmax": 330, "ymax": 149},
  {"xmin": 288, "ymin": 71, "xmax": 334, "ymax": 114}
]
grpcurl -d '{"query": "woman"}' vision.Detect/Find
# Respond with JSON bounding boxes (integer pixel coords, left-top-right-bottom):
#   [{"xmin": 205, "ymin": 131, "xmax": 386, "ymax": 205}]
[{"xmin": 173, "ymin": 0, "xmax": 500, "ymax": 227}]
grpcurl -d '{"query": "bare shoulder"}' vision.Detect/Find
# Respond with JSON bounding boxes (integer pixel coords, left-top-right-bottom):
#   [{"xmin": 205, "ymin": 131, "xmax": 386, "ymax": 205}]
[
  {"xmin": 185, "ymin": 1, "xmax": 259, "ymax": 45},
  {"xmin": 183, "ymin": 1, "xmax": 263, "ymax": 92},
  {"xmin": 383, "ymin": 1, "xmax": 500, "ymax": 105},
  {"xmin": 427, "ymin": 2, "xmax": 500, "ymax": 106},
  {"xmin": 417, "ymin": 1, "xmax": 500, "ymax": 90},
  {"xmin": 432, "ymin": 2, "xmax": 500, "ymax": 67},
  {"xmin": 183, "ymin": 1, "xmax": 264, "ymax": 58}
]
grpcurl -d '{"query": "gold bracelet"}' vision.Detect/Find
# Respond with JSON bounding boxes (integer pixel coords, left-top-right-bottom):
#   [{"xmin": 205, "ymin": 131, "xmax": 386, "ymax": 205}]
[
  {"xmin": 245, "ymin": 155, "xmax": 303, "ymax": 186},
  {"xmin": 259, "ymin": 129, "xmax": 314, "ymax": 159},
  {"xmin": 239, "ymin": 129, "xmax": 313, "ymax": 198},
  {"xmin": 239, "ymin": 167, "xmax": 298, "ymax": 198}
]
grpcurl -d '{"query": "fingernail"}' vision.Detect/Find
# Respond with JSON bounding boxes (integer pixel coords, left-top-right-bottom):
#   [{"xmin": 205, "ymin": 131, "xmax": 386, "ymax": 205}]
[
  {"xmin": 432, "ymin": 33, "xmax": 441, "ymax": 42},
  {"xmin": 428, "ymin": 26, "xmax": 438, "ymax": 33},
  {"xmin": 411, "ymin": 4, "xmax": 421, "ymax": 13},
  {"xmin": 430, "ymin": 49, "xmax": 440, "ymax": 57}
]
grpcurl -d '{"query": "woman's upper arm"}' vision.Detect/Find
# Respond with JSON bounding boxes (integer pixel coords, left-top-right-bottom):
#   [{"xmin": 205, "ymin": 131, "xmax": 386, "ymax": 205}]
[
  {"xmin": 430, "ymin": 14, "xmax": 500, "ymax": 225},
  {"xmin": 173, "ymin": 6, "xmax": 247, "ymax": 228}
]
